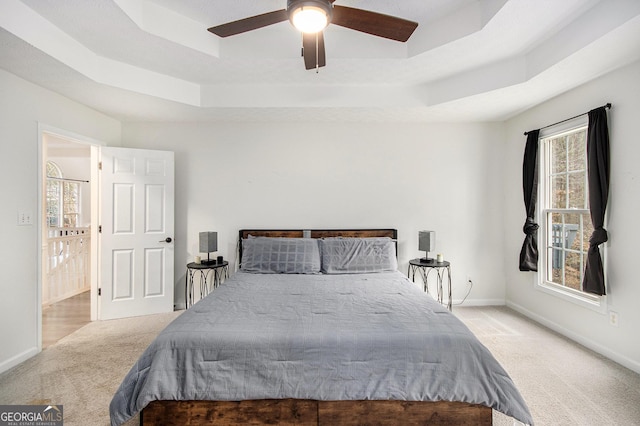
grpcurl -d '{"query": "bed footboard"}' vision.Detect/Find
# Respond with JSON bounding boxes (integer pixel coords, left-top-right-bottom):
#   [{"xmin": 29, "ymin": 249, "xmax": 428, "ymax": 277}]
[{"xmin": 141, "ymin": 399, "xmax": 492, "ymax": 425}]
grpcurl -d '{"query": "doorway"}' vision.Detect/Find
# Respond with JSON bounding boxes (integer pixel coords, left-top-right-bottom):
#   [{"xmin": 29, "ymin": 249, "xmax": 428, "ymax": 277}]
[
  {"xmin": 37, "ymin": 129, "xmax": 176, "ymax": 347},
  {"xmin": 40, "ymin": 130, "xmax": 96, "ymax": 348}
]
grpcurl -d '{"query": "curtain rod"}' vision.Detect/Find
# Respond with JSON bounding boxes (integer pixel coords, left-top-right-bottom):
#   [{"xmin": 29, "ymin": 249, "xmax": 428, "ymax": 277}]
[
  {"xmin": 524, "ymin": 103, "xmax": 611, "ymax": 136},
  {"xmin": 47, "ymin": 176, "xmax": 89, "ymax": 183}
]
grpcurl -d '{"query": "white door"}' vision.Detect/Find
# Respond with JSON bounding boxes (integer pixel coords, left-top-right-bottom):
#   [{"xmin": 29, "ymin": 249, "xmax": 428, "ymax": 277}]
[{"xmin": 99, "ymin": 147, "xmax": 174, "ymax": 320}]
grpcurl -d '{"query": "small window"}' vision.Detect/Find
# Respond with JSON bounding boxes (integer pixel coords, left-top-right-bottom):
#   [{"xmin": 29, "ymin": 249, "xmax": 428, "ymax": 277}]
[
  {"xmin": 46, "ymin": 161, "xmax": 81, "ymax": 228},
  {"xmin": 46, "ymin": 161, "xmax": 63, "ymax": 227},
  {"xmin": 539, "ymin": 125, "xmax": 601, "ymax": 305},
  {"xmin": 63, "ymin": 181, "xmax": 79, "ymax": 227}
]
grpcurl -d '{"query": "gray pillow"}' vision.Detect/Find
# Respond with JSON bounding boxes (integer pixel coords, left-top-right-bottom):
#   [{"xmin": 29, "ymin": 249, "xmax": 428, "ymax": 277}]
[
  {"xmin": 241, "ymin": 237, "xmax": 321, "ymax": 274},
  {"xmin": 320, "ymin": 237, "xmax": 397, "ymax": 274}
]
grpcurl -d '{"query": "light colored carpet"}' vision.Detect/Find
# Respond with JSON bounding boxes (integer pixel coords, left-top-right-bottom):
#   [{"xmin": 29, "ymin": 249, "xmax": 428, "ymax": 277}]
[
  {"xmin": 1, "ymin": 306, "xmax": 639, "ymax": 425},
  {"xmin": 0, "ymin": 311, "xmax": 182, "ymax": 426},
  {"xmin": 455, "ymin": 306, "xmax": 640, "ymax": 426}
]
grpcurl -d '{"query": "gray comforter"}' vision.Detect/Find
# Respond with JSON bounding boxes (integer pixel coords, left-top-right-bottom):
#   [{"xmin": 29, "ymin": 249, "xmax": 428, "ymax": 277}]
[{"xmin": 110, "ymin": 271, "xmax": 533, "ymax": 425}]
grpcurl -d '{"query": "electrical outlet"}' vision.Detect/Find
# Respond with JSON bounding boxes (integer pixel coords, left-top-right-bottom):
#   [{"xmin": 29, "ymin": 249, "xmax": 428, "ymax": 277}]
[{"xmin": 609, "ymin": 311, "xmax": 619, "ymax": 327}]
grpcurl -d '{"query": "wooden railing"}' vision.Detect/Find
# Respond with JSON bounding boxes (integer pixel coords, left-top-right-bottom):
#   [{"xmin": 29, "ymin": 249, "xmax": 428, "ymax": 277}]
[{"xmin": 43, "ymin": 227, "xmax": 91, "ymax": 305}]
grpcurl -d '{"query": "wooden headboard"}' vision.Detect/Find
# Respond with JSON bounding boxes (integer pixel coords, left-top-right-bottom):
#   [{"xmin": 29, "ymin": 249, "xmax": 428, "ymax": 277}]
[{"xmin": 238, "ymin": 229, "xmax": 398, "ymax": 266}]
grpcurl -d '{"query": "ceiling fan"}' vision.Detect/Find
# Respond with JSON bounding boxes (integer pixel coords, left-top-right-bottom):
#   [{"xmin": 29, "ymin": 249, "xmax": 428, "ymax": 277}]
[{"xmin": 207, "ymin": 0, "xmax": 419, "ymax": 71}]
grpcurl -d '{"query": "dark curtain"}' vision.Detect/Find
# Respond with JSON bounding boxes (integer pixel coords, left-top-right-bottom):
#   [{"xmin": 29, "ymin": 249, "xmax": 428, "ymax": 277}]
[
  {"xmin": 519, "ymin": 129, "xmax": 540, "ymax": 271},
  {"xmin": 583, "ymin": 107, "xmax": 610, "ymax": 295}
]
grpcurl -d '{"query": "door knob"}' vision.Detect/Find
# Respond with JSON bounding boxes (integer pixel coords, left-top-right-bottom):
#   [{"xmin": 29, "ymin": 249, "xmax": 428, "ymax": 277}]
[{"xmin": 159, "ymin": 237, "xmax": 172, "ymax": 243}]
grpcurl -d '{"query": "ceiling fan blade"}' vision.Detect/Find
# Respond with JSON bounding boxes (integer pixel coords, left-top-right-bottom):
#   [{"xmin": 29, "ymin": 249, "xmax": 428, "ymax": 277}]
[
  {"xmin": 208, "ymin": 9, "xmax": 288, "ymax": 37},
  {"xmin": 331, "ymin": 5, "xmax": 418, "ymax": 42},
  {"xmin": 302, "ymin": 32, "xmax": 326, "ymax": 70}
]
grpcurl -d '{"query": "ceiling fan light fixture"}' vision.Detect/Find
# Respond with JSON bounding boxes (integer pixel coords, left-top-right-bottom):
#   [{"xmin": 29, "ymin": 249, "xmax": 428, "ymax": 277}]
[{"xmin": 288, "ymin": 0, "xmax": 332, "ymax": 34}]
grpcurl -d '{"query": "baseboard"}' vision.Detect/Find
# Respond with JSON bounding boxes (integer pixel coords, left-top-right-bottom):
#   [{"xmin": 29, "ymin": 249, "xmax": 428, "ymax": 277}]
[
  {"xmin": 453, "ymin": 298, "xmax": 506, "ymax": 307},
  {"xmin": 506, "ymin": 301, "xmax": 640, "ymax": 375},
  {"xmin": 0, "ymin": 346, "xmax": 39, "ymax": 375}
]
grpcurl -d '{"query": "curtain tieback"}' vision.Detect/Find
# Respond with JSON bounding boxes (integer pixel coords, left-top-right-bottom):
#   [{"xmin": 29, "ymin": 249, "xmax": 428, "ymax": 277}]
[
  {"xmin": 589, "ymin": 227, "xmax": 608, "ymax": 247},
  {"xmin": 523, "ymin": 218, "xmax": 539, "ymax": 235}
]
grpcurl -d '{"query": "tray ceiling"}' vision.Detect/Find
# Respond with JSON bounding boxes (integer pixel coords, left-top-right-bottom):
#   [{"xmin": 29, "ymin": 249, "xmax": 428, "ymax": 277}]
[{"xmin": 1, "ymin": 0, "xmax": 639, "ymax": 122}]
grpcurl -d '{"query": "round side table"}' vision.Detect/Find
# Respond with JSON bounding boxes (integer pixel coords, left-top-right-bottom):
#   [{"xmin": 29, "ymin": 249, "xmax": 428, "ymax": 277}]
[
  {"xmin": 408, "ymin": 258, "xmax": 452, "ymax": 311},
  {"xmin": 185, "ymin": 261, "xmax": 229, "ymax": 308}
]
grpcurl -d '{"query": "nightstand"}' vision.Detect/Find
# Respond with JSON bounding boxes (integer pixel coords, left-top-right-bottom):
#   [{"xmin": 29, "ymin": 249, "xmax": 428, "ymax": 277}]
[
  {"xmin": 185, "ymin": 261, "xmax": 229, "ymax": 308},
  {"xmin": 408, "ymin": 258, "xmax": 452, "ymax": 311}
]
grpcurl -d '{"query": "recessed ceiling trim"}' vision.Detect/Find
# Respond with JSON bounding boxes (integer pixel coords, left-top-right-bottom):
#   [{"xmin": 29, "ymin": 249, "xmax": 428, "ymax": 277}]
[
  {"xmin": 525, "ymin": 0, "xmax": 640, "ymax": 80},
  {"xmin": 113, "ymin": 0, "xmax": 221, "ymax": 57},
  {"xmin": 423, "ymin": 57, "xmax": 527, "ymax": 106},
  {"xmin": 408, "ymin": 0, "xmax": 507, "ymax": 56},
  {"xmin": 200, "ymin": 84, "xmax": 425, "ymax": 108},
  {"xmin": 1, "ymin": 0, "xmax": 201, "ymax": 105}
]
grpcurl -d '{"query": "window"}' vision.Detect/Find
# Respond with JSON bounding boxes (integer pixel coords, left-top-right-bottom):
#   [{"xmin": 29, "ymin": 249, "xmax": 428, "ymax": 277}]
[
  {"xmin": 539, "ymin": 125, "xmax": 601, "ymax": 305},
  {"xmin": 46, "ymin": 162, "xmax": 62, "ymax": 227},
  {"xmin": 46, "ymin": 161, "xmax": 80, "ymax": 228},
  {"xmin": 62, "ymin": 181, "xmax": 80, "ymax": 227}
]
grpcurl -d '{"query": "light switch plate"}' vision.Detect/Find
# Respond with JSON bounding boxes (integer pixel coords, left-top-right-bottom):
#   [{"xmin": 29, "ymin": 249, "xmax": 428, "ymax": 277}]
[{"xmin": 18, "ymin": 210, "xmax": 33, "ymax": 225}]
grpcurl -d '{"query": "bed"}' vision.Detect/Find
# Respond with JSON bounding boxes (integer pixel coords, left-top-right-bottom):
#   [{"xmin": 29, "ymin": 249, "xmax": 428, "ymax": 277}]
[{"xmin": 110, "ymin": 229, "xmax": 533, "ymax": 425}]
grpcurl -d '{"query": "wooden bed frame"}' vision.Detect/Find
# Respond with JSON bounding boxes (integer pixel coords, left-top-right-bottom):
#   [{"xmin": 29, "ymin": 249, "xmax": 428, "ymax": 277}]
[
  {"xmin": 141, "ymin": 399, "xmax": 491, "ymax": 425},
  {"xmin": 140, "ymin": 229, "xmax": 493, "ymax": 425}
]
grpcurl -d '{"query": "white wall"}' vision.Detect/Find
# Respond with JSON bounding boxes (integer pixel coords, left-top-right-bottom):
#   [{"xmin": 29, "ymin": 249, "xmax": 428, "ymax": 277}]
[
  {"xmin": 122, "ymin": 121, "xmax": 507, "ymax": 307},
  {"xmin": 503, "ymin": 59, "xmax": 640, "ymax": 373},
  {"xmin": 0, "ymin": 69, "xmax": 121, "ymax": 373}
]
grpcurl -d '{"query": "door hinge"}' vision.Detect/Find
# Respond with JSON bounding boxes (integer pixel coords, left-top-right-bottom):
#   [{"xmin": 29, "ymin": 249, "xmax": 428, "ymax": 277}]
[
  {"xmin": 98, "ymin": 161, "xmax": 102, "ymax": 170},
  {"xmin": 98, "ymin": 288, "xmax": 102, "ymax": 296},
  {"xmin": 98, "ymin": 225, "xmax": 102, "ymax": 233}
]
